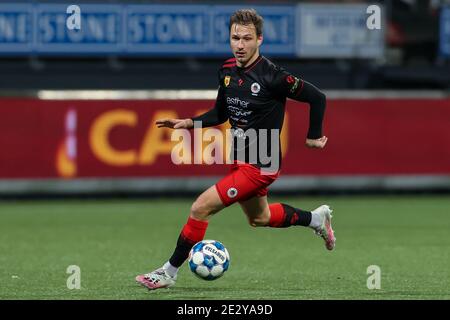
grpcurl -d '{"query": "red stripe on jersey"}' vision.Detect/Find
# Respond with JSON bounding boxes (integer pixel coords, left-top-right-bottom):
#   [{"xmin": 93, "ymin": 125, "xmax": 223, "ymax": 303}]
[
  {"xmin": 222, "ymin": 63, "xmax": 236, "ymax": 68},
  {"xmin": 225, "ymin": 57, "xmax": 236, "ymax": 63}
]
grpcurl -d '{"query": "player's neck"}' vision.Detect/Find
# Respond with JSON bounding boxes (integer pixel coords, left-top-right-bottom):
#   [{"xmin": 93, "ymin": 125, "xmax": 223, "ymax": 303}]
[{"xmin": 238, "ymin": 51, "xmax": 260, "ymax": 68}]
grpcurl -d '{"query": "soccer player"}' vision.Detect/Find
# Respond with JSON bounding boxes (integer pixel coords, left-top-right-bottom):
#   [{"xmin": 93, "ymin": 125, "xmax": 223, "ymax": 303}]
[{"xmin": 136, "ymin": 9, "xmax": 335, "ymax": 290}]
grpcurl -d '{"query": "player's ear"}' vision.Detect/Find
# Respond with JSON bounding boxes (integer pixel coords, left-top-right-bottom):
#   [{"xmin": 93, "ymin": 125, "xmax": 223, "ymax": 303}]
[{"xmin": 257, "ymin": 35, "xmax": 263, "ymax": 47}]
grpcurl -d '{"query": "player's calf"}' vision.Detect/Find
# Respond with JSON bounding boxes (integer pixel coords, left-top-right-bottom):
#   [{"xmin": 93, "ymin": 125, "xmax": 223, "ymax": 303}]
[
  {"xmin": 267, "ymin": 203, "xmax": 313, "ymax": 228},
  {"xmin": 265, "ymin": 202, "xmax": 336, "ymax": 250}
]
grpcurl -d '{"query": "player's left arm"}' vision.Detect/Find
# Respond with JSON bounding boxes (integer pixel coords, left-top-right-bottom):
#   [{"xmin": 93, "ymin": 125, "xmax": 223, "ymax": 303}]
[
  {"xmin": 270, "ymin": 68, "xmax": 327, "ymax": 149},
  {"xmin": 294, "ymin": 80, "xmax": 327, "ymax": 149}
]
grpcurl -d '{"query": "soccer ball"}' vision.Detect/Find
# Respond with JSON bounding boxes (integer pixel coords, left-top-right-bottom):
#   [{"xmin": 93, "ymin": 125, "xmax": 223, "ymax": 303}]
[{"xmin": 188, "ymin": 240, "xmax": 230, "ymax": 281}]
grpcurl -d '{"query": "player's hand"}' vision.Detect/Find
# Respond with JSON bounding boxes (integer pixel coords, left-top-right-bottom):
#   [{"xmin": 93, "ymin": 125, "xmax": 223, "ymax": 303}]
[
  {"xmin": 305, "ymin": 136, "xmax": 328, "ymax": 149},
  {"xmin": 155, "ymin": 118, "xmax": 193, "ymax": 129}
]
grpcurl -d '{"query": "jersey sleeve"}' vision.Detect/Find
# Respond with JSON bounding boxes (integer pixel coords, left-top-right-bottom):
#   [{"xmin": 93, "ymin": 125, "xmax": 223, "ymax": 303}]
[
  {"xmin": 269, "ymin": 66, "xmax": 327, "ymax": 139},
  {"xmin": 268, "ymin": 66, "xmax": 305, "ymax": 100},
  {"xmin": 191, "ymin": 71, "xmax": 228, "ymax": 127}
]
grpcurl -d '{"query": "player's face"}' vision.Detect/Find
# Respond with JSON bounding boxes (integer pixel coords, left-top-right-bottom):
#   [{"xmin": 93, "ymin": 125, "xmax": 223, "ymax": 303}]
[{"xmin": 230, "ymin": 23, "xmax": 262, "ymax": 67}]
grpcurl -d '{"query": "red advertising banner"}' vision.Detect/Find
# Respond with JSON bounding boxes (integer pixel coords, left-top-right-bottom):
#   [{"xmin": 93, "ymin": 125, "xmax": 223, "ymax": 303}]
[{"xmin": 1, "ymin": 98, "xmax": 449, "ymax": 179}]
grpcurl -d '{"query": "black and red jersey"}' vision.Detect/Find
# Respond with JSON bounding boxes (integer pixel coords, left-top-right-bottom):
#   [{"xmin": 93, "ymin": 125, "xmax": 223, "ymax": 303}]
[{"xmin": 192, "ymin": 55, "xmax": 326, "ymax": 170}]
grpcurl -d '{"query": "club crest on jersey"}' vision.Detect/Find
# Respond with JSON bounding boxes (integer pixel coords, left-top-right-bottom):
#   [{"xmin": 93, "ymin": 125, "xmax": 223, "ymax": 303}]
[
  {"xmin": 224, "ymin": 76, "xmax": 231, "ymax": 87},
  {"xmin": 227, "ymin": 187, "xmax": 238, "ymax": 198},
  {"xmin": 251, "ymin": 82, "xmax": 260, "ymax": 95}
]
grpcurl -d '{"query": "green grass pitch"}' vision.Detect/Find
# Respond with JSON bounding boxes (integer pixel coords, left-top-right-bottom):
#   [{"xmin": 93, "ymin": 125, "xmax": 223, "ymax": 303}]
[{"xmin": 1, "ymin": 195, "xmax": 449, "ymax": 299}]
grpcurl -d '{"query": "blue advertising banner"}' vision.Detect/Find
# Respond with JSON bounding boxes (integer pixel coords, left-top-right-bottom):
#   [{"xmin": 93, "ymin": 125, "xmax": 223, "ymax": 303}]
[
  {"xmin": 0, "ymin": 4, "xmax": 34, "ymax": 53},
  {"xmin": 126, "ymin": 5, "xmax": 210, "ymax": 54},
  {"xmin": 0, "ymin": 3, "xmax": 384, "ymax": 58},
  {"xmin": 296, "ymin": 4, "xmax": 384, "ymax": 58},
  {"xmin": 35, "ymin": 4, "xmax": 123, "ymax": 53},
  {"xmin": 440, "ymin": 6, "xmax": 450, "ymax": 57}
]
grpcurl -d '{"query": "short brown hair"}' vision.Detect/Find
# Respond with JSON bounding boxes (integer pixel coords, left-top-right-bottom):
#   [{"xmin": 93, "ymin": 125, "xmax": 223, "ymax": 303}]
[{"xmin": 229, "ymin": 9, "xmax": 263, "ymax": 37}]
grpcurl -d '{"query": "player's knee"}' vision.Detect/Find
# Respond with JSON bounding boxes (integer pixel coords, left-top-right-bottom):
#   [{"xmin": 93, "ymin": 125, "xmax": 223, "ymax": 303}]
[{"xmin": 190, "ymin": 200, "xmax": 213, "ymax": 221}]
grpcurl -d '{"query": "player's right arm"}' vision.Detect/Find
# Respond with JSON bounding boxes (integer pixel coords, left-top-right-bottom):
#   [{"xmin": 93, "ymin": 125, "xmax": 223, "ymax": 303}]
[
  {"xmin": 189, "ymin": 86, "xmax": 228, "ymax": 128},
  {"xmin": 156, "ymin": 79, "xmax": 228, "ymax": 130},
  {"xmin": 155, "ymin": 118, "xmax": 194, "ymax": 129}
]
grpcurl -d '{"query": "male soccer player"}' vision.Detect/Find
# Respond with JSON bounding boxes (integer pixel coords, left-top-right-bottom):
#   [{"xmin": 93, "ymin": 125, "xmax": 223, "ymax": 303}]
[{"xmin": 136, "ymin": 9, "xmax": 335, "ymax": 290}]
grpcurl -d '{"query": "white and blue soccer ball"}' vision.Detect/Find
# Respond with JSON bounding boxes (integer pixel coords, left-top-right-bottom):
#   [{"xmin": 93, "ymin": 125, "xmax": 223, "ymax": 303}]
[{"xmin": 188, "ymin": 240, "xmax": 230, "ymax": 281}]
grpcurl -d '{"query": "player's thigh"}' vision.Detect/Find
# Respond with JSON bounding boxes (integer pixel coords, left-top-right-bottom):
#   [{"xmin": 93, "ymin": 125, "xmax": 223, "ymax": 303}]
[
  {"xmin": 190, "ymin": 185, "xmax": 225, "ymax": 219},
  {"xmin": 239, "ymin": 195, "xmax": 270, "ymax": 227},
  {"xmin": 215, "ymin": 165, "xmax": 266, "ymax": 207}
]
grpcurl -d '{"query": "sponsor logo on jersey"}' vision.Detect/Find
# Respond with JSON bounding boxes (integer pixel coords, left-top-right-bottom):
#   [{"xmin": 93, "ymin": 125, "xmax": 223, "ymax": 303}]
[
  {"xmin": 251, "ymin": 82, "xmax": 260, "ymax": 95},
  {"xmin": 224, "ymin": 76, "xmax": 231, "ymax": 87},
  {"xmin": 238, "ymin": 79, "xmax": 244, "ymax": 86},
  {"xmin": 226, "ymin": 96, "xmax": 249, "ymax": 108}
]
